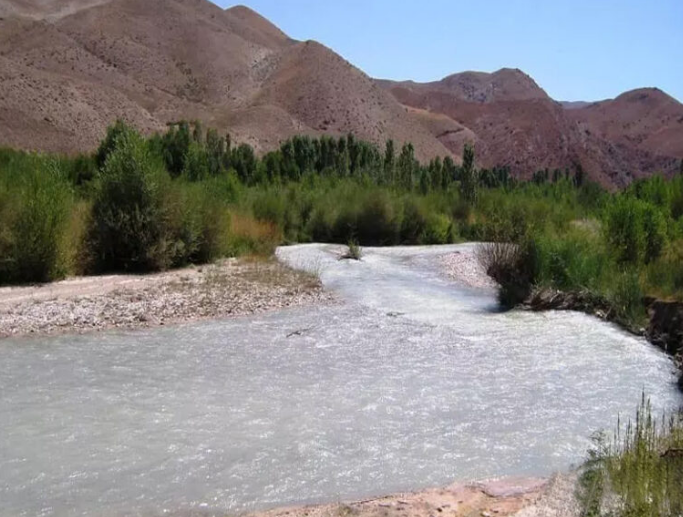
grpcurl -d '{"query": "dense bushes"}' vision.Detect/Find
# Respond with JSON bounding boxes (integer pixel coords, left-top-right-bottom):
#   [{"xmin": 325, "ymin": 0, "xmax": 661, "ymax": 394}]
[
  {"xmin": 2, "ymin": 119, "xmax": 683, "ymax": 315},
  {"xmin": 0, "ymin": 153, "xmax": 75, "ymax": 284}
]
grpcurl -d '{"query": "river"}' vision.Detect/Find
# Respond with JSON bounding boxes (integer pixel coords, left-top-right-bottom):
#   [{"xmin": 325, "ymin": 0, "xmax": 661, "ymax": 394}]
[{"xmin": 0, "ymin": 244, "xmax": 680, "ymax": 516}]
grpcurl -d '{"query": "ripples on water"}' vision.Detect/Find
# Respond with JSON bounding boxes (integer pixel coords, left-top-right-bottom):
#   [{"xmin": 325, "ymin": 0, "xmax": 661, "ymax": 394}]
[{"xmin": 0, "ymin": 244, "xmax": 680, "ymax": 516}]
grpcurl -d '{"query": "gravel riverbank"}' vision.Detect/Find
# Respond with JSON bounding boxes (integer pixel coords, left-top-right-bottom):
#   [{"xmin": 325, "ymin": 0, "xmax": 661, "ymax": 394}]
[
  {"xmin": 0, "ymin": 258, "xmax": 332, "ymax": 338},
  {"xmin": 440, "ymin": 248, "xmax": 498, "ymax": 290}
]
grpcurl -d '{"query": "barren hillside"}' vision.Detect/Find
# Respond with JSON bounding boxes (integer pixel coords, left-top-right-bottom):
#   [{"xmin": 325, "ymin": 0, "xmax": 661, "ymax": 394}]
[
  {"xmin": 0, "ymin": 0, "xmax": 680, "ymax": 186},
  {"xmin": 0, "ymin": 0, "xmax": 450, "ymax": 160},
  {"xmin": 380, "ymin": 70, "xmax": 682, "ymax": 187}
]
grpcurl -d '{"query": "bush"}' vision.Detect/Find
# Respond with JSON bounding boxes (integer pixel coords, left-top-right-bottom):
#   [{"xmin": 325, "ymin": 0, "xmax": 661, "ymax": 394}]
[
  {"xmin": 579, "ymin": 397, "xmax": 683, "ymax": 517},
  {"xmin": 89, "ymin": 129, "xmax": 172, "ymax": 273},
  {"xmin": 356, "ymin": 191, "xmax": 399, "ymax": 245},
  {"xmin": 604, "ymin": 196, "xmax": 668, "ymax": 266},
  {"xmin": 534, "ymin": 230, "xmax": 609, "ymax": 292},
  {"xmin": 400, "ymin": 198, "xmax": 427, "ymax": 243},
  {"xmin": 609, "ymin": 270, "xmax": 646, "ymax": 325},
  {"xmin": 477, "ymin": 240, "xmax": 538, "ymax": 307},
  {"xmin": 0, "ymin": 159, "xmax": 74, "ymax": 284},
  {"xmin": 422, "ymin": 213, "xmax": 454, "ymax": 244}
]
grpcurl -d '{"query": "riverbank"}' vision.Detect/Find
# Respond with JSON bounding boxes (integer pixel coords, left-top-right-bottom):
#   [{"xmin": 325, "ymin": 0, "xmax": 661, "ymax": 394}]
[
  {"xmin": 442, "ymin": 246, "xmax": 683, "ymax": 388},
  {"xmin": 0, "ymin": 258, "xmax": 332, "ymax": 338},
  {"xmin": 245, "ymin": 475, "xmax": 578, "ymax": 517}
]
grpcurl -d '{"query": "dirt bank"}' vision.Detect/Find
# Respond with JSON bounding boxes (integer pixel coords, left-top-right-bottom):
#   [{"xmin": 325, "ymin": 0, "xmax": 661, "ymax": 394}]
[
  {"xmin": 244, "ymin": 475, "xmax": 578, "ymax": 517},
  {"xmin": 0, "ymin": 258, "xmax": 332, "ymax": 339}
]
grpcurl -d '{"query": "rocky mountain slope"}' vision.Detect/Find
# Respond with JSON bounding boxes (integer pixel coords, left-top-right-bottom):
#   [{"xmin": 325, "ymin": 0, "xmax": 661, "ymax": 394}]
[
  {"xmin": 0, "ymin": 0, "xmax": 681, "ymax": 186},
  {"xmin": 0, "ymin": 0, "xmax": 449, "ymax": 160},
  {"xmin": 379, "ymin": 69, "xmax": 682, "ymax": 187}
]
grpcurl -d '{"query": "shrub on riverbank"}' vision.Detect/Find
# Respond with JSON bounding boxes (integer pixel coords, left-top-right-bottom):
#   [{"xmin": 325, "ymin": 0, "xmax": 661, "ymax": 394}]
[
  {"xmin": 578, "ymin": 397, "xmax": 683, "ymax": 516},
  {"xmin": 0, "ymin": 152, "xmax": 75, "ymax": 284},
  {"xmin": 2, "ymin": 119, "xmax": 683, "ymax": 312}
]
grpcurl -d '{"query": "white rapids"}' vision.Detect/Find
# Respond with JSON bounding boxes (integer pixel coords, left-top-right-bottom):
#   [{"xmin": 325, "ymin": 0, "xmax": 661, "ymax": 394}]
[{"xmin": 0, "ymin": 244, "xmax": 680, "ymax": 517}]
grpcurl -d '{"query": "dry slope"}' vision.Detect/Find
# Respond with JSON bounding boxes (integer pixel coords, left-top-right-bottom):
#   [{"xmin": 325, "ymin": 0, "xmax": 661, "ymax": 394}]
[
  {"xmin": 380, "ymin": 69, "xmax": 683, "ymax": 187},
  {"xmin": 0, "ymin": 0, "xmax": 450, "ymax": 160}
]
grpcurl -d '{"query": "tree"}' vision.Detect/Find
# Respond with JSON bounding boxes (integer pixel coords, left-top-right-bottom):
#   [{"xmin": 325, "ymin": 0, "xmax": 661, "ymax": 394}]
[
  {"xmin": 383, "ymin": 140, "xmax": 395, "ymax": 185},
  {"xmin": 574, "ymin": 163, "xmax": 586, "ymax": 188},
  {"xmin": 205, "ymin": 129, "xmax": 226, "ymax": 177},
  {"xmin": 459, "ymin": 143, "xmax": 477, "ymax": 204},
  {"xmin": 398, "ymin": 143, "xmax": 416, "ymax": 190},
  {"xmin": 442, "ymin": 156, "xmax": 456, "ymax": 189},
  {"xmin": 182, "ymin": 141, "xmax": 210, "ymax": 181},
  {"xmin": 161, "ymin": 122, "xmax": 192, "ymax": 177},
  {"xmin": 90, "ymin": 129, "xmax": 169, "ymax": 272},
  {"xmin": 96, "ymin": 120, "xmax": 131, "ymax": 168},
  {"xmin": 419, "ymin": 168, "xmax": 430, "ymax": 195},
  {"xmin": 429, "ymin": 157, "xmax": 443, "ymax": 190}
]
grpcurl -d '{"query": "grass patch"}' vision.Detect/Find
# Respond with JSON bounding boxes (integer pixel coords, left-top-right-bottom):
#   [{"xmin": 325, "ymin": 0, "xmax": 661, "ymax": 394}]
[{"xmin": 577, "ymin": 397, "xmax": 683, "ymax": 516}]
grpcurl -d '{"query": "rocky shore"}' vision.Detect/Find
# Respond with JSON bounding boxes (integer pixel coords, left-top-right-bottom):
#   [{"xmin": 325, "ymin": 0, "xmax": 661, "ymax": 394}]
[
  {"xmin": 0, "ymin": 258, "xmax": 332, "ymax": 339},
  {"xmin": 440, "ymin": 250, "xmax": 498, "ymax": 290}
]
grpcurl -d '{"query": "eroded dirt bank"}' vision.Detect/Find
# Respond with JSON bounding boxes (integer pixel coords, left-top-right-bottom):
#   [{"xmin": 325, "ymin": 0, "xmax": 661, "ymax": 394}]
[
  {"xmin": 0, "ymin": 258, "xmax": 332, "ymax": 338},
  {"xmin": 244, "ymin": 475, "xmax": 578, "ymax": 517}
]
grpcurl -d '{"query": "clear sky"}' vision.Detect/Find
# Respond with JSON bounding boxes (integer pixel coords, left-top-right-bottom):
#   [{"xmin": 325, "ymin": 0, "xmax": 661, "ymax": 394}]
[{"xmin": 216, "ymin": 1, "xmax": 683, "ymax": 102}]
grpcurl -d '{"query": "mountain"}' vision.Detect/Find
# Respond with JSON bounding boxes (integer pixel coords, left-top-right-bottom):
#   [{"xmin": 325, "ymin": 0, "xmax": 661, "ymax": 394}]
[
  {"xmin": 0, "ymin": 0, "xmax": 450, "ymax": 161},
  {"xmin": 560, "ymin": 101, "xmax": 592, "ymax": 110},
  {"xmin": 566, "ymin": 88, "xmax": 683, "ymax": 159},
  {"xmin": 380, "ymin": 70, "xmax": 682, "ymax": 187},
  {"xmin": 0, "ymin": 0, "xmax": 680, "ymax": 187}
]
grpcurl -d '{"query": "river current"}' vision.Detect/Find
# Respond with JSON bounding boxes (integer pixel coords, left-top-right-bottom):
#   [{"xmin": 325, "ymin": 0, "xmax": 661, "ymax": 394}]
[{"xmin": 0, "ymin": 244, "xmax": 679, "ymax": 516}]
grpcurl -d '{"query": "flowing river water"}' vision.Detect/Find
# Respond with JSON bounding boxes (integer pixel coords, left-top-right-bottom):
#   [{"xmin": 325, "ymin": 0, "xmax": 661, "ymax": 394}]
[{"xmin": 0, "ymin": 244, "xmax": 680, "ymax": 517}]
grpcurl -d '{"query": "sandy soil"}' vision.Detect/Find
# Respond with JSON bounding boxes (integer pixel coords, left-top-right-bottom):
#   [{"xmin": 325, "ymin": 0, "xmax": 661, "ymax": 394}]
[
  {"xmin": 0, "ymin": 258, "xmax": 332, "ymax": 339},
  {"xmin": 244, "ymin": 475, "xmax": 579, "ymax": 517}
]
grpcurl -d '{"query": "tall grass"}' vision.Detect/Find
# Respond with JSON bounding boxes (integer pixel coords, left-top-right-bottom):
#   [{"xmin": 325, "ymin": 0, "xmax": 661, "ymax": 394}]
[
  {"xmin": 578, "ymin": 397, "xmax": 683, "ymax": 516},
  {"xmin": 0, "ymin": 152, "xmax": 75, "ymax": 283}
]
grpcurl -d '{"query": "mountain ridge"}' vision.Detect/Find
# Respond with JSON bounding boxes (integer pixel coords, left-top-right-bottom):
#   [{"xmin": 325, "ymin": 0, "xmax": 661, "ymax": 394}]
[{"xmin": 0, "ymin": 0, "xmax": 680, "ymax": 187}]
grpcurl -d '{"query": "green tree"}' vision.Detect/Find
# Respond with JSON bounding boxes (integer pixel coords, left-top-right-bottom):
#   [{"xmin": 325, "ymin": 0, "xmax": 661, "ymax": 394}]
[
  {"xmin": 430, "ymin": 157, "xmax": 443, "ymax": 190},
  {"xmin": 398, "ymin": 143, "xmax": 416, "ymax": 190},
  {"xmin": 383, "ymin": 140, "xmax": 395, "ymax": 185},
  {"xmin": 90, "ymin": 129, "xmax": 170, "ymax": 272},
  {"xmin": 459, "ymin": 143, "xmax": 477, "ymax": 204},
  {"xmin": 182, "ymin": 141, "xmax": 210, "ymax": 181},
  {"xmin": 96, "ymin": 120, "xmax": 131, "ymax": 168},
  {"xmin": 205, "ymin": 129, "xmax": 226, "ymax": 177},
  {"xmin": 442, "ymin": 156, "xmax": 456, "ymax": 189}
]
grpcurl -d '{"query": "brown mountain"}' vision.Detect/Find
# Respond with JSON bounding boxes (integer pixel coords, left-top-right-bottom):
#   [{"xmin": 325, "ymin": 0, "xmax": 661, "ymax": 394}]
[
  {"xmin": 566, "ymin": 88, "xmax": 683, "ymax": 159},
  {"xmin": 0, "ymin": 0, "xmax": 450, "ymax": 160},
  {"xmin": 379, "ymin": 69, "xmax": 683, "ymax": 187},
  {"xmin": 0, "ymin": 1, "xmax": 680, "ymax": 187}
]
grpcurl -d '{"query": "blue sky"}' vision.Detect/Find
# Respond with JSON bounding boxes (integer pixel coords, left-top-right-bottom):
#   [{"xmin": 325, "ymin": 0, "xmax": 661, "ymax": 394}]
[{"xmin": 216, "ymin": 1, "xmax": 683, "ymax": 102}]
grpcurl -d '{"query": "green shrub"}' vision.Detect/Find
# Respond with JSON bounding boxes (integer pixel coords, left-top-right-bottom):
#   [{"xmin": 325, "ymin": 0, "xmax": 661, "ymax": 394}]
[
  {"xmin": 0, "ymin": 159, "xmax": 74, "ymax": 284},
  {"xmin": 604, "ymin": 196, "xmax": 669, "ymax": 268},
  {"xmin": 356, "ymin": 191, "xmax": 399, "ymax": 245},
  {"xmin": 609, "ymin": 270, "xmax": 646, "ymax": 325},
  {"xmin": 400, "ymin": 198, "xmax": 427, "ymax": 243},
  {"xmin": 535, "ymin": 230, "xmax": 609, "ymax": 292},
  {"xmin": 581, "ymin": 397, "xmax": 683, "ymax": 517},
  {"xmin": 422, "ymin": 213, "xmax": 453, "ymax": 244},
  {"xmin": 89, "ymin": 129, "xmax": 172, "ymax": 273}
]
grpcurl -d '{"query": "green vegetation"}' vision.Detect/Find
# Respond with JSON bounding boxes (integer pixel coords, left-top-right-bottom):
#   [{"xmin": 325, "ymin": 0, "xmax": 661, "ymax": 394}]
[
  {"xmin": 477, "ymin": 173, "xmax": 683, "ymax": 328},
  {"xmin": 341, "ymin": 240, "xmax": 363, "ymax": 261},
  {"xmin": 1, "ymin": 118, "xmax": 683, "ymax": 331},
  {"xmin": 578, "ymin": 397, "xmax": 683, "ymax": 516}
]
